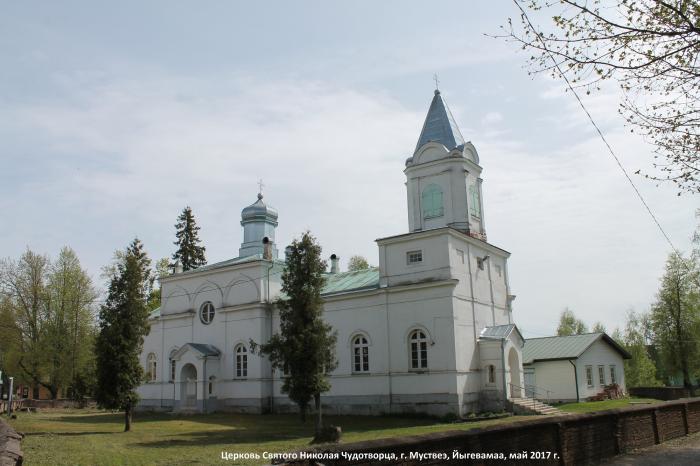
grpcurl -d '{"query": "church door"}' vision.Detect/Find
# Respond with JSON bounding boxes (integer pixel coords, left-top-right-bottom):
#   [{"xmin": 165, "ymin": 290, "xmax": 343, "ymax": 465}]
[{"xmin": 180, "ymin": 364, "xmax": 197, "ymax": 408}]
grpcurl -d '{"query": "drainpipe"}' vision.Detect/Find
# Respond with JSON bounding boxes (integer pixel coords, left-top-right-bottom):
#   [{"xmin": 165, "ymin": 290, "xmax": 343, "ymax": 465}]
[
  {"xmin": 203, "ymin": 358, "xmax": 208, "ymax": 413},
  {"xmin": 569, "ymin": 359, "xmax": 580, "ymax": 402},
  {"xmin": 501, "ymin": 340, "xmax": 507, "ymax": 409},
  {"xmin": 266, "ymin": 257, "xmax": 275, "ymax": 413}
]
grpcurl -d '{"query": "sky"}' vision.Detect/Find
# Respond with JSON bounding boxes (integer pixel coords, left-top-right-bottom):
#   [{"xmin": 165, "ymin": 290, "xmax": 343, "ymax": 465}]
[{"xmin": 1, "ymin": 1, "xmax": 697, "ymax": 338}]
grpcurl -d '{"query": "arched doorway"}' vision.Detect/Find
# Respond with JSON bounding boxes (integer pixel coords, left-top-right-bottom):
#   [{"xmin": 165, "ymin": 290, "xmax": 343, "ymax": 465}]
[
  {"xmin": 180, "ymin": 364, "xmax": 197, "ymax": 408},
  {"xmin": 508, "ymin": 347, "xmax": 522, "ymax": 398}
]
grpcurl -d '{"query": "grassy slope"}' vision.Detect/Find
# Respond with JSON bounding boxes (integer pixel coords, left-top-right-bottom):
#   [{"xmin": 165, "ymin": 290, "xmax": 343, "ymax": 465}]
[
  {"xmin": 9, "ymin": 410, "xmax": 532, "ymax": 466},
  {"xmin": 557, "ymin": 398, "xmax": 662, "ymax": 413}
]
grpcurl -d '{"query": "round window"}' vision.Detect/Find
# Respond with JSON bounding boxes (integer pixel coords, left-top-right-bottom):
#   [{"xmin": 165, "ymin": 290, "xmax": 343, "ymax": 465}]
[{"xmin": 200, "ymin": 301, "xmax": 215, "ymax": 324}]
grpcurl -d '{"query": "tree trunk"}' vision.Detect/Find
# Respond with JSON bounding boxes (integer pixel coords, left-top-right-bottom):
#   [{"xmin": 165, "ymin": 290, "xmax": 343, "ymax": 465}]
[
  {"xmin": 299, "ymin": 403, "xmax": 306, "ymax": 423},
  {"xmin": 314, "ymin": 393, "xmax": 323, "ymax": 435},
  {"xmin": 124, "ymin": 402, "xmax": 132, "ymax": 432}
]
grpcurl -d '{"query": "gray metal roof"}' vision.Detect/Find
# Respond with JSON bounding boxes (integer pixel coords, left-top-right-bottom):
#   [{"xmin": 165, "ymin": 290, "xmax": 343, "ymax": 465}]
[
  {"xmin": 522, "ymin": 333, "xmax": 631, "ymax": 364},
  {"xmin": 480, "ymin": 324, "xmax": 522, "ymax": 342},
  {"xmin": 415, "ymin": 90, "xmax": 465, "ymax": 153},
  {"xmin": 241, "ymin": 193, "xmax": 278, "ymax": 224},
  {"xmin": 184, "ymin": 343, "xmax": 221, "ymax": 357},
  {"xmin": 322, "ymin": 268, "xmax": 380, "ymax": 295}
]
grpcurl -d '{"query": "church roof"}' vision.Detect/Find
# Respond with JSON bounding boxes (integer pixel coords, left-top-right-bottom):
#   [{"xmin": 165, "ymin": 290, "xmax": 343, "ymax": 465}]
[
  {"xmin": 480, "ymin": 324, "xmax": 522, "ymax": 342},
  {"xmin": 322, "ymin": 267, "xmax": 380, "ymax": 295},
  {"xmin": 241, "ymin": 193, "xmax": 278, "ymax": 224},
  {"xmin": 415, "ymin": 90, "xmax": 465, "ymax": 153},
  {"xmin": 173, "ymin": 254, "xmax": 285, "ymax": 277},
  {"xmin": 522, "ymin": 333, "xmax": 631, "ymax": 364}
]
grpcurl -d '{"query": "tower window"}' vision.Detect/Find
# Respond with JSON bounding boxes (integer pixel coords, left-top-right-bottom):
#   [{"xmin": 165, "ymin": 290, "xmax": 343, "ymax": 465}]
[
  {"xmin": 422, "ymin": 184, "xmax": 444, "ymax": 219},
  {"xmin": 469, "ymin": 185, "xmax": 481, "ymax": 218},
  {"xmin": 406, "ymin": 250, "xmax": 423, "ymax": 265}
]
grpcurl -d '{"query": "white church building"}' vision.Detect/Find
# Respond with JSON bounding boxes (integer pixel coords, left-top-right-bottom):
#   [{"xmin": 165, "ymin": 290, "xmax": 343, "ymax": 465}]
[{"xmin": 137, "ymin": 89, "xmax": 525, "ymax": 417}]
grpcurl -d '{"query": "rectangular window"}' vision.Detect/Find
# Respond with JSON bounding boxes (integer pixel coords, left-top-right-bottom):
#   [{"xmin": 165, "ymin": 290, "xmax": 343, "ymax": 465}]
[
  {"xmin": 495, "ymin": 264, "xmax": 502, "ymax": 277},
  {"xmin": 598, "ymin": 365, "xmax": 605, "ymax": 386},
  {"xmin": 456, "ymin": 249, "xmax": 465, "ymax": 264},
  {"xmin": 406, "ymin": 250, "xmax": 423, "ymax": 265},
  {"xmin": 469, "ymin": 185, "xmax": 481, "ymax": 218},
  {"xmin": 585, "ymin": 366, "xmax": 593, "ymax": 387},
  {"xmin": 610, "ymin": 365, "xmax": 617, "ymax": 384}
]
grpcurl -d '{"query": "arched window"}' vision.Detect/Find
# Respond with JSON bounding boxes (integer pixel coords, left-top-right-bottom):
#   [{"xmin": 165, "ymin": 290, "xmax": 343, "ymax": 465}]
[
  {"xmin": 208, "ymin": 376, "xmax": 216, "ymax": 395},
  {"xmin": 409, "ymin": 330, "xmax": 428, "ymax": 370},
  {"xmin": 147, "ymin": 353, "xmax": 157, "ymax": 382},
  {"xmin": 235, "ymin": 344, "xmax": 248, "ymax": 378},
  {"xmin": 200, "ymin": 301, "xmax": 215, "ymax": 324},
  {"xmin": 421, "ymin": 184, "xmax": 444, "ymax": 219},
  {"xmin": 352, "ymin": 335, "xmax": 369, "ymax": 373},
  {"xmin": 169, "ymin": 349, "xmax": 178, "ymax": 382},
  {"xmin": 487, "ymin": 365, "xmax": 495, "ymax": 384}
]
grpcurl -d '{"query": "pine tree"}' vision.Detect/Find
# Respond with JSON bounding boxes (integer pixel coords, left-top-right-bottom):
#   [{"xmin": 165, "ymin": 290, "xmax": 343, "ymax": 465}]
[
  {"xmin": 252, "ymin": 232, "xmax": 338, "ymax": 441},
  {"xmin": 95, "ymin": 238, "xmax": 152, "ymax": 432},
  {"xmin": 172, "ymin": 206, "xmax": 206, "ymax": 271}
]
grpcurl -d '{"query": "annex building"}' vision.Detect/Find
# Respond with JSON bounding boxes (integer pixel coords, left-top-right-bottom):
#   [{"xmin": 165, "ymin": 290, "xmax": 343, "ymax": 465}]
[{"xmin": 137, "ymin": 89, "xmax": 525, "ymax": 416}]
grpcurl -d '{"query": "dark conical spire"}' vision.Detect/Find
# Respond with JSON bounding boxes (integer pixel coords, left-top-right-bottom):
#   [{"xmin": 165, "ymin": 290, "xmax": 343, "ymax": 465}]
[{"xmin": 415, "ymin": 89, "xmax": 465, "ymax": 153}]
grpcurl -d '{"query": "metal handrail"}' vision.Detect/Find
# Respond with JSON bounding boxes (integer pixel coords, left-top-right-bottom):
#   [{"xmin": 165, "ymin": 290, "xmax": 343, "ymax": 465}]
[{"xmin": 508, "ymin": 382, "xmax": 553, "ymax": 410}]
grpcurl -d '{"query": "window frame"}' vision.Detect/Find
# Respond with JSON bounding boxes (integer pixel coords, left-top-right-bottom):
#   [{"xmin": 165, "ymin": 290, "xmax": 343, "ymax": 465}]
[
  {"xmin": 598, "ymin": 365, "xmax": 605, "ymax": 386},
  {"xmin": 409, "ymin": 329, "xmax": 429, "ymax": 371},
  {"xmin": 199, "ymin": 301, "xmax": 216, "ymax": 325},
  {"xmin": 469, "ymin": 184, "xmax": 482, "ymax": 218},
  {"xmin": 406, "ymin": 250, "xmax": 423, "ymax": 266},
  {"xmin": 147, "ymin": 353, "xmax": 157, "ymax": 382},
  {"xmin": 585, "ymin": 365, "xmax": 593, "ymax": 387},
  {"xmin": 235, "ymin": 344, "xmax": 248, "ymax": 378},
  {"xmin": 487, "ymin": 365, "xmax": 495, "ymax": 384},
  {"xmin": 351, "ymin": 335, "xmax": 370, "ymax": 373},
  {"xmin": 609, "ymin": 365, "xmax": 617, "ymax": 385},
  {"xmin": 421, "ymin": 183, "xmax": 444, "ymax": 219}
]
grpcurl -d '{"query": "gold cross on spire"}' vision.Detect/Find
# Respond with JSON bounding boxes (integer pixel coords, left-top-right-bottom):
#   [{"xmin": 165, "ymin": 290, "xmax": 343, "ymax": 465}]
[
  {"xmin": 257, "ymin": 178, "xmax": 265, "ymax": 195},
  {"xmin": 433, "ymin": 73, "xmax": 440, "ymax": 91}
]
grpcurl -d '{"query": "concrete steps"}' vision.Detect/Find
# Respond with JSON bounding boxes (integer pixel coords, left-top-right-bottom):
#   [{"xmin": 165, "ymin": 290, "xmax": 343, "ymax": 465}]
[{"xmin": 510, "ymin": 397, "xmax": 563, "ymax": 415}]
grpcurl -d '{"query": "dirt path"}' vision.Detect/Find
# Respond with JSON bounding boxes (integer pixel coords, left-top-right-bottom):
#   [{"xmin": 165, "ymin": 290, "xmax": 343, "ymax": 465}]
[{"xmin": 602, "ymin": 432, "xmax": 700, "ymax": 465}]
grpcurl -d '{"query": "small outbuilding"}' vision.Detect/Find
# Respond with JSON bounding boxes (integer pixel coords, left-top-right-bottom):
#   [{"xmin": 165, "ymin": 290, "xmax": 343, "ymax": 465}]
[{"xmin": 522, "ymin": 333, "xmax": 631, "ymax": 403}]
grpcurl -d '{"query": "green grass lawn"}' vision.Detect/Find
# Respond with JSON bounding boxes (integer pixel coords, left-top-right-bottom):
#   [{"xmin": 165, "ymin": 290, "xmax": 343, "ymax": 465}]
[
  {"xmin": 557, "ymin": 398, "xmax": 662, "ymax": 413},
  {"xmin": 8, "ymin": 409, "xmax": 532, "ymax": 465}
]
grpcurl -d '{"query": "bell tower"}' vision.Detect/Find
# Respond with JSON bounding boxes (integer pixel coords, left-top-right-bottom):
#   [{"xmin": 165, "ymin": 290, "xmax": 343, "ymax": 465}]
[{"xmin": 405, "ymin": 89, "xmax": 486, "ymax": 239}]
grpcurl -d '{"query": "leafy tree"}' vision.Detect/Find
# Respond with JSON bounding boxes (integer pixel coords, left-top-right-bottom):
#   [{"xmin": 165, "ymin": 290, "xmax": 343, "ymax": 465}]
[
  {"xmin": 44, "ymin": 248, "xmax": 98, "ymax": 398},
  {"xmin": 172, "ymin": 206, "xmax": 206, "ymax": 271},
  {"xmin": 347, "ymin": 255, "xmax": 370, "ymax": 272},
  {"xmin": 0, "ymin": 248, "xmax": 96, "ymax": 399},
  {"xmin": 147, "ymin": 257, "xmax": 171, "ymax": 312},
  {"xmin": 620, "ymin": 311, "xmax": 661, "ymax": 387},
  {"xmin": 556, "ymin": 308, "xmax": 588, "ymax": 336},
  {"xmin": 252, "ymin": 232, "xmax": 338, "ymax": 440},
  {"xmin": 503, "ymin": 0, "xmax": 700, "ymax": 193},
  {"xmin": 649, "ymin": 252, "xmax": 700, "ymax": 390},
  {"xmin": 95, "ymin": 238, "xmax": 152, "ymax": 431},
  {"xmin": 592, "ymin": 321, "xmax": 607, "ymax": 333}
]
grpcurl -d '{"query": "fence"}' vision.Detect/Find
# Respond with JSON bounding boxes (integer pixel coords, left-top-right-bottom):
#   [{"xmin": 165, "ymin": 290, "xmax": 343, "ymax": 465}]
[
  {"xmin": 629, "ymin": 386, "xmax": 692, "ymax": 401},
  {"xmin": 283, "ymin": 397, "xmax": 700, "ymax": 465}
]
